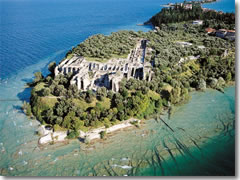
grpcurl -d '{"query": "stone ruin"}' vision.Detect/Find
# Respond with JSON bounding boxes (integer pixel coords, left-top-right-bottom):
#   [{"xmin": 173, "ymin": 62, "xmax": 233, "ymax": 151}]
[{"xmin": 54, "ymin": 39, "xmax": 153, "ymax": 92}]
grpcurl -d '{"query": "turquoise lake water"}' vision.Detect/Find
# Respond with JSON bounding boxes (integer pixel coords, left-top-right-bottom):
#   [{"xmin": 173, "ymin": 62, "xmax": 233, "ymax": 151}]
[{"xmin": 0, "ymin": 0, "xmax": 235, "ymax": 176}]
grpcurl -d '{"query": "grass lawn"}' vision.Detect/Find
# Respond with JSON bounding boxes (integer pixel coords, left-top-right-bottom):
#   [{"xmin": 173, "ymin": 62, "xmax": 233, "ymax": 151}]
[
  {"xmin": 34, "ymin": 82, "xmax": 55, "ymax": 97},
  {"xmin": 85, "ymin": 57, "xmax": 109, "ymax": 63},
  {"xmin": 73, "ymin": 97, "xmax": 111, "ymax": 110},
  {"xmin": 40, "ymin": 97, "xmax": 58, "ymax": 108},
  {"xmin": 85, "ymin": 53, "xmax": 129, "ymax": 63}
]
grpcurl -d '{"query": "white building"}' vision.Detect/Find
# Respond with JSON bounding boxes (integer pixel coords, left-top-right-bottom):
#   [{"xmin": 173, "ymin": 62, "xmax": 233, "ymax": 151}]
[{"xmin": 192, "ymin": 20, "xmax": 203, "ymax": 25}]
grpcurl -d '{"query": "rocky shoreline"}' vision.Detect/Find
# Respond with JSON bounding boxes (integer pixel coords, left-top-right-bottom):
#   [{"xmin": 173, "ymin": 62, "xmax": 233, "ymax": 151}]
[
  {"xmin": 161, "ymin": 0, "xmax": 218, "ymax": 8},
  {"xmin": 38, "ymin": 119, "xmax": 140, "ymax": 145}
]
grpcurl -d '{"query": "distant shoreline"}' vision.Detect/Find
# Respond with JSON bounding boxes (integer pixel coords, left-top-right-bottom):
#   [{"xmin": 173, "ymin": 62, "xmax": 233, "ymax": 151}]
[{"xmin": 160, "ymin": 0, "xmax": 218, "ymax": 8}]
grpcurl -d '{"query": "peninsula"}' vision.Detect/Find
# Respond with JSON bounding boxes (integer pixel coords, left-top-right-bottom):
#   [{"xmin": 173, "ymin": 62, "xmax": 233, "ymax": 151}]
[{"xmin": 23, "ymin": 1, "xmax": 235, "ymax": 144}]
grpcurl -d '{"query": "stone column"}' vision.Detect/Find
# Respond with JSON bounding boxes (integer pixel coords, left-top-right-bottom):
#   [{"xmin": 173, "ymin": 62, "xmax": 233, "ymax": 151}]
[
  {"xmin": 54, "ymin": 67, "xmax": 59, "ymax": 76},
  {"xmin": 77, "ymin": 77, "xmax": 81, "ymax": 90},
  {"xmin": 116, "ymin": 83, "xmax": 119, "ymax": 92},
  {"xmin": 111, "ymin": 81, "xmax": 115, "ymax": 92},
  {"xmin": 83, "ymin": 79, "xmax": 91, "ymax": 91},
  {"xmin": 148, "ymin": 72, "xmax": 152, "ymax": 82},
  {"xmin": 133, "ymin": 68, "xmax": 136, "ymax": 77},
  {"xmin": 143, "ymin": 70, "xmax": 146, "ymax": 80},
  {"xmin": 83, "ymin": 80, "xmax": 86, "ymax": 91}
]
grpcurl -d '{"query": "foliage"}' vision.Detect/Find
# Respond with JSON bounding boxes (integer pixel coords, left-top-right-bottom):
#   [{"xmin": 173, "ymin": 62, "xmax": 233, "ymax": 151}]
[
  {"xmin": 67, "ymin": 130, "xmax": 80, "ymax": 139},
  {"xmin": 99, "ymin": 131, "xmax": 106, "ymax": 139},
  {"xmin": 33, "ymin": 72, "xmax": 43, "ymax": 84},
  {"xmin": 67, "ymin": 31, "xmax": 140, "ymax": 62},
  {"xmin": 28, "ymin": 7, "xmax": 235, "ymax": 137},
  {"xmin": 48, "ymin": 61, "xmax": 56, "ymax": 74},
  {"xmin": 147, "ymin": 1, "xmax": 235, "ymax": 29},
  {"xmin": 22, "ymin": 101, "xmax": 32, "ymax": 116},
  {"xmin": 42, "ymin": 88, "xmax": 51, "ymax": 96}
]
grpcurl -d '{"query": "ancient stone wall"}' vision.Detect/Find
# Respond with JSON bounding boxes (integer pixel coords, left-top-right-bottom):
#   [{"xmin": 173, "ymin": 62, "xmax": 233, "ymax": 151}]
[{"xmin": 55, "ymin": 39, "xmax": 153, "ymax": 92}]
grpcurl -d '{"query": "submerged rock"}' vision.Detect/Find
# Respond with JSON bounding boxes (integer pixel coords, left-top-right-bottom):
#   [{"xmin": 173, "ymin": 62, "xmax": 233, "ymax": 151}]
[
  {"xmin": 120, "ymin": 165, "xmax": 132, "ymax": 169},
  {"xmin": 18, "ymin": 150, "xmax": 23, "ymax": 156},
  {"xmin": 1, "ymin": 168, "xmax": 8, "ymax": 175},
  {"xmin": 138, "ymin": 160, "xmax": 149, "ymax": 168},
  {"xmin": 121, "ymin": 157, "xmax": 129, "ymax": 161}
]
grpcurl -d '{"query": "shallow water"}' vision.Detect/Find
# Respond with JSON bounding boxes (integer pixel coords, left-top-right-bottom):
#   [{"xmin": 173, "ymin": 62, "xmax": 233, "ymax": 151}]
[
  {"xmin": 0, "ymin": 0, "xmax": 235, "ymax": 176},
  {"xmin": 0, "ymin": 85, "xmax": 235, "ymax": 176}
]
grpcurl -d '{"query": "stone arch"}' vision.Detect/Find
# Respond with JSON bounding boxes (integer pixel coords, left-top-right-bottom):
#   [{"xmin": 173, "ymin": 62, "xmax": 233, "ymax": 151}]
[
  {"xmin": 89, "ymin": 63, "xmax": 92, "ymax": 70},
  {"xmin": 125, "ymin": 64, "xmax": 128, "ymax": 71},
  {"xmin": 131, "ymin": 68, "xmax": 134, "ymax": 76},
  {"xmin": 104, "ymin": 65, "xmax": 108, "ymax": 71},
  {"xmin": 81, "ymin": 80, "xmax": 84, "ymax": 89}
]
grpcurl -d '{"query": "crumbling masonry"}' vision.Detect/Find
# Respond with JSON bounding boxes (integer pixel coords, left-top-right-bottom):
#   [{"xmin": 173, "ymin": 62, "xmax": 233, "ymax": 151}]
[{"xmin": 54, "ymin": 39, "xmax": 153, "ymax": 92}]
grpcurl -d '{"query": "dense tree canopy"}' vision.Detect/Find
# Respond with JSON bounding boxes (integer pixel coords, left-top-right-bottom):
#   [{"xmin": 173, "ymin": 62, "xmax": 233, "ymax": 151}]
[
  {"xmin": 146, "ymin": 1, "xmax": 235, "ymax": 30},
  {"xmin": 66, "ymin": 31, "xmax": 140, "ymax": 62},
  {"xmin": 27, "ymin": 5, "xmax": 235, "ymax": 135}
]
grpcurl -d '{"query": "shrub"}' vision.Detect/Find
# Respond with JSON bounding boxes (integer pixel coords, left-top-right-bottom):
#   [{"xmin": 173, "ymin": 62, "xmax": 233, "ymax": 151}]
[
  {"xmin": 67, "ymin": 130, "xmax": 79, "ymax": 139},
  {"xmin": 99, "ymin": 131, "xmax": 106, "ymax": 139},
  {"xmin": 26, "ymin": 104, "xmax": 32, "ymax": 116},
  {"xmin": 33, "ymin": 72, "xmax": 43, "ymax": 84},
  {"xmin": 42, "ymin": 88, "xmax": 51, "ymax": 96},
  {"xmin": 22, "ymin": 101, "xmax": 32, "ymax": 117},
  {"xmin": 48, "ymin": 61, "xmax": 56, "ymax": 74}
]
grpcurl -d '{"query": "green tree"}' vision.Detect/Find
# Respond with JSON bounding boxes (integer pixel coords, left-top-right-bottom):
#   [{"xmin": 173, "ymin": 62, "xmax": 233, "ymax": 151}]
[
  {"xmin": 33, "ymin": 72, "xmax": 43, "ymax": 83},
  {"xmin": 120, "ymin": 88, "xmax": 129, "ymax": 98},
  {"xmin": 226, "ymin": 72, "xmax": 232, "ymax": 82},
  {"xmin": 72, "ymin": 119, "xmax": 84, "ymax": 131},
  {"xmin": 62, "ymin": 111, "xmax": 76, "ymax": 129},
  {"xmin": 55, "ymin": 117, "xmax": 63, "ymax": 125},
  {"xmin": 155, "ymin": 99, "xmax": 162, "ymax": 108},
  {"xmin": 48, "ymin": 61, "xmax": 56, "ymax": 74},
  {"xmin": 45, "ymin": 109, "xmax": 54, "ymax": 124},
  {"xmin": 100, "ymin": 131, "xmax": 106, "ymax": 139},
  {"xmin": 42, "ymin": 88, "xmax": 50, "ymax": 96},
  {"xmin": 26, "ymin": 104, "xmax": 32, "ymax": 116},
  {"xmin": 67, "ymin": 130, "xmax": 79, "ymax": 139}
]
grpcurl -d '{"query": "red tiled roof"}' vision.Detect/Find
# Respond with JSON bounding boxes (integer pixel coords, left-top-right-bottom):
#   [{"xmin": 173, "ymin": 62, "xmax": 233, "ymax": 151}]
[
  {"xmin": 205, "ymin": 28, "xmax": 216, "ymax": 33},
  {"xmin": 218, "ymin": 29, "xmax": 227, "ymax": 32}
]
